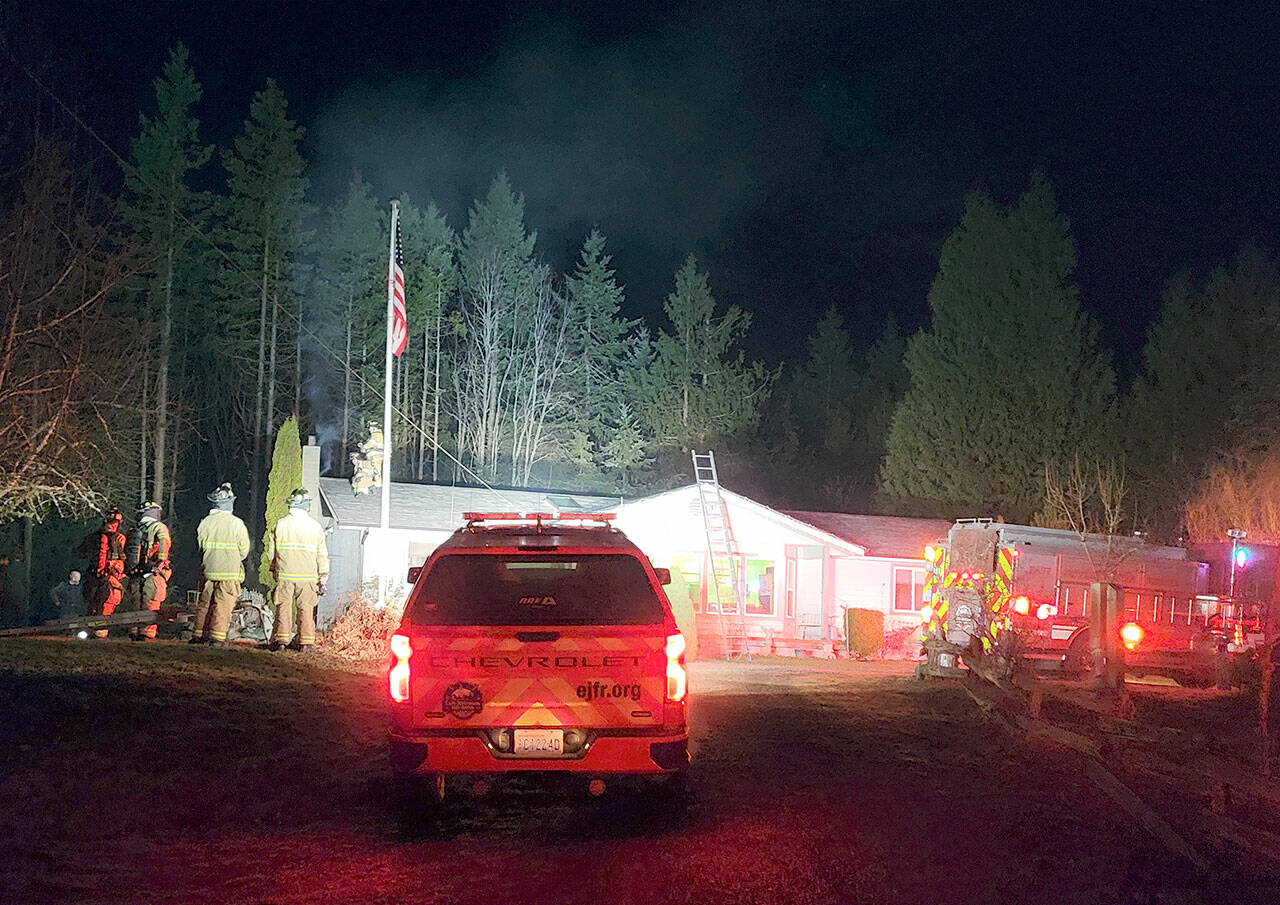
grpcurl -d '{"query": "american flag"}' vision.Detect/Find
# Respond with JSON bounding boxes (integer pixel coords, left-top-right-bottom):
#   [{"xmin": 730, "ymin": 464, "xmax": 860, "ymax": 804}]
[{"xmin": 390, "ymin": 217, "xmax": 407, "ymax": 357}]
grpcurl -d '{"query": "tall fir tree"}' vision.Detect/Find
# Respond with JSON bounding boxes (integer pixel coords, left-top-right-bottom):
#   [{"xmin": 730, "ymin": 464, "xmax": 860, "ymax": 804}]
[
  {"xmin": 454, "ymin": 175, "xmax": 543, "ymax": 477},
  {"xmin": 878, "ymin": 175, "xmax": 1115, "ymax": 521},
  {"xmin": 394, "ymin": 194, "xmax": 457, "ymax": 481},
  {"xmin": 639, "ymin": 255, "xmax": 770, "ymax": 452},
  {"xmin": 791, "ymin": 305, "xmax": 859, "ymax": 465},
  {"xmin": 125, "ymin": 43, "xmax": 212, "ymax": 505},
  {"xmin": 565, "ymin": 230, "xmax": 639, "ymax": 470},
  {"xmin": 312, "ymin": 173, "xmax": 383, "ymax": 462},
  {"xmin": 1127, "ymin": 249, "xmax": 1280, "ymax": 537},
  {"xmin": 220, "ymin": 79, "xmax": 309, "ymax": 545}
]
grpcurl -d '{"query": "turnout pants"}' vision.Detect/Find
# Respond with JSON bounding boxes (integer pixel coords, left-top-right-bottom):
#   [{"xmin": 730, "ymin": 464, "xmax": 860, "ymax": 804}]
[
  {"xmin": 124, "ymin": 574, "xmax": 167, "ymax": 639},
  {"xmin": 193, "ymin": 579, "xmax": 242, "ymax": 642},
  {"xmin": 272, "ymin": 580, "xmax": 318, "ymax": 647},
  {"xmin": 90, "ymin": 572, "xmax": 123, "ymax": 638}
]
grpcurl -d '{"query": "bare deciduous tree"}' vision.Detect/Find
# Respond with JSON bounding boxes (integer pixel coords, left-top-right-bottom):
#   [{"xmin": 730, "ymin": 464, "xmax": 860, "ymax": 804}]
[
  {"xmin": 1040, "ymin": 455, "xmax": 1136, "ymax": 583},
  {"xmin": 0, "ymin": 145, "xmax": 147, "ymax": 521},
  {"xmin": 1185, "ymin": 452, "xmax": 1280, "ymax": 545}
]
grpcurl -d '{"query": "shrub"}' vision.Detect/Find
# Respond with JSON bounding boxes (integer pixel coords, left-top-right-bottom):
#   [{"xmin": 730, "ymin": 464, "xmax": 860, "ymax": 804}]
[{"xmin": 846, "ymin": 608, "xmax": 885, "ymax": 659}]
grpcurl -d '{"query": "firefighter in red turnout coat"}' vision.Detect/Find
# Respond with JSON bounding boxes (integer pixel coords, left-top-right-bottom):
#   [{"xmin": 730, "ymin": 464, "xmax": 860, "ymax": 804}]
[
  {"xmin": 78, "ymin": 509, "xmax": 127, "ymax": 638},
  {"xmin": 124, "ymin": 501, "xmax": 172, "ymax": 641}
]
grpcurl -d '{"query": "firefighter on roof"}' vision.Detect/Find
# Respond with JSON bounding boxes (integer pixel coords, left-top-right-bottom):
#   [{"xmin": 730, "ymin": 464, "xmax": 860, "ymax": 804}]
[
  {"xmin": 78, "ymin": 509, "xmax": 127, "ymax": 638},
  {"xmin": 124, "ymin": 501, "xmax": 172, "ymax": 641},
  {"xmin": 363, "ymin": 421, "xmax": 384, "ymax": 488},
  {"xmin": 192, "ymin": 483, "xmax": 251, "ymax": 647},
  {"xmin": 266, "ymin": 489, "xmax": 329, "ymax": 652}
]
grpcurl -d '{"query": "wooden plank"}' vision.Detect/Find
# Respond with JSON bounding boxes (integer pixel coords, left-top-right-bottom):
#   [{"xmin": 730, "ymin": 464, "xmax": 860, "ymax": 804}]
[
  {"xmin": 1082, "ymin": 758, "xmax": 1209, "ymax": 873},
  {"xmin": 964, "ymin": 675, "xmax": 1208, "ymax": 873},
  {"xmin": 0, "ymin": 610, "xmax": 159, "ymax": 637},
  {"xmin": 1198, "ymin": 808, "xmax": 1280, "ymax": 869}
]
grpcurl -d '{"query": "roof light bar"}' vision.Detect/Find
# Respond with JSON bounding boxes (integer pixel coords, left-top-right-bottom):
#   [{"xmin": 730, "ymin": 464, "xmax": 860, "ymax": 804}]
[{"xmin": 462, "ymin": 511, "xmax": 617, "ymax": 527}]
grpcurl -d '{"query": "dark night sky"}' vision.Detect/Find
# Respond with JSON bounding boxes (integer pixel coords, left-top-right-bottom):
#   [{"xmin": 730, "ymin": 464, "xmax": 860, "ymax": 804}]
[{"xmin": 12, "ymin": 0, "xmax": 1280, "ymax": 372}]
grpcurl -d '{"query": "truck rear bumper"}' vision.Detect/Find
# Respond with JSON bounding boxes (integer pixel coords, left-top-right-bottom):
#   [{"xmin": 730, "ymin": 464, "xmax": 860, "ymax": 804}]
[{"xmin": 388, "ymin": 729, "xmax": 689, "ymax": 776}]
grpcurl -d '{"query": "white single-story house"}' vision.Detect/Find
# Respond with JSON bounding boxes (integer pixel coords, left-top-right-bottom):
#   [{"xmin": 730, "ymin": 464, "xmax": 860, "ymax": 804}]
[
  {"xmin": 314, "ymin": 475, "xmax": 622, "ymax": 625},
  {"xmin": 314, "ymin": 445, "xmax": 951, "ymax": 659}
]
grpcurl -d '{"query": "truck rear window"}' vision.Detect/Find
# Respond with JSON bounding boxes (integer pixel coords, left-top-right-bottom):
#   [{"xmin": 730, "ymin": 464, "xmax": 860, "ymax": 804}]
[{"xmin": 407, "ymin": 553, "xmax": 664, "ymax": 626}]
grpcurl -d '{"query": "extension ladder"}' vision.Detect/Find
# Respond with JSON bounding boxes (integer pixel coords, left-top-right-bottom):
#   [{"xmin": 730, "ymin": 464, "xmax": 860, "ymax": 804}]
[{"xmin": 692, "ymin": 450, "xmax": 749, "ymax": 659}]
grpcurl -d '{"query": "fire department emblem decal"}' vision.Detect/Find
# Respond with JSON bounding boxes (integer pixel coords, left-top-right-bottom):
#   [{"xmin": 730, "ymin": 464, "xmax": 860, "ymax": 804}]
[{"xmin": 442, "ymin": 681, "xmax": 483, "ymax": 719}]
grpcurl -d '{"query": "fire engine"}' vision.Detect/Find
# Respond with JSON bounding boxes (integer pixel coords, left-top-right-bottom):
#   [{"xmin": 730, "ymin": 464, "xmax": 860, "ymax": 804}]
[{"xmin": 917, "ymin": 519, "xmax": 1264, "ymax": 683}]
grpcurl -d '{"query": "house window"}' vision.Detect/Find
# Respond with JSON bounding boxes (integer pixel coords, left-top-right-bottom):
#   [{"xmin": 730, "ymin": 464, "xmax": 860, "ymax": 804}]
[
  {"xmin": 408, "ymin": 541, "xmax": 436, "ymax": 568},
  {"xmin": 744, "ymin": 560, "xmax": 775, "ymax": 615},
  {"xmin": 892, "ymin": 568, "xmax": 925, "ymax": 611},
  {"xmin": 671, "ymin": 553, "xmax": 704, "ymax": 613}
]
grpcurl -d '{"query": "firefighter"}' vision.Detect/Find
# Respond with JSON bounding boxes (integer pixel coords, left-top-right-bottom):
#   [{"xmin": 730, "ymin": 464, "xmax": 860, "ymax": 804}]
[
  {"xmin": 363, "ymin": 422, "xmax": 384, "ymax": 487},
  {"xmin": 192, "ymin": 483, "xmax": 251, "ymax": 648},
  {"xmin": 349, "ymin": 450, "xmax": 375, "ymax": 495},
  {"xmin": 123, "ymin": 501, "xmax": 172, "ymax": 641},
  {"xmin": 79, "ymin": 509, "xmax": 127, "ymax": 638},
  {"xmin": 266, "ymin": 489, "xmax": 328, "ymax": 652}
]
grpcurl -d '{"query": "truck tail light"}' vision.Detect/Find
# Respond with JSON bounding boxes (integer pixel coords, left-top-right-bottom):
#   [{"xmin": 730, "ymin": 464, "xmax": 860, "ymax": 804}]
[
  {"xmin": 1120, "ymin": 622, "xmax": 1143, "ymax": 650},
  {"xmin": 665, "ymin": 632, "xmax": 687, "ymax": 703},
  {"xmin": 1013, "ymin": 596, "xmax": 1030, "ymax": 615},
  {"xmin": 389, "ymin": 633, "xmax": 412, "ymax": 703},
  {"xmin": 920, "ymin": 604, "xmax": 933, "ymax": 625}
]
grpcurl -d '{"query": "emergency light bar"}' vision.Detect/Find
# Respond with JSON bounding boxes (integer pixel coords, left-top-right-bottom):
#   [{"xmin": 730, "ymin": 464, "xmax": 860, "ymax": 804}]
[{"xmin": 463, "ymin": 511, "xmax": 617, "ymax": 528}]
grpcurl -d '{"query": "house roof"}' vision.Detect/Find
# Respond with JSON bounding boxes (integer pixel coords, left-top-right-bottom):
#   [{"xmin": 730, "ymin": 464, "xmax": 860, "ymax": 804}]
[
  {"xmin": 318, "ymin": 477, "xmax": 625, "ymax": 531},
  {"xmin": 784, "ymin": 511, "xmax": 952, "ymax": 559},
  {"xmin": 624, "ymin": 484, "xmax": 867, "ymax": 556}
]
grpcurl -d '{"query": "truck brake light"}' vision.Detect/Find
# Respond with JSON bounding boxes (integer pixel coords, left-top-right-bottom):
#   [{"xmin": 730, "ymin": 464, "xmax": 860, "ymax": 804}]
[
  {"xmin": 1120, "ymin": 622, "xmax": 1143, "ymax": 650},
  {"xmin": 389, "ymin": 633, "xmax": 412, "ymax": 703},
  {"xmin": 1013, "ymin": 596, "xmax": 1030, "ymax": 615},
  {"xmin": 665, "ymin": 633, "xmax": 687, "ymax": 703}
]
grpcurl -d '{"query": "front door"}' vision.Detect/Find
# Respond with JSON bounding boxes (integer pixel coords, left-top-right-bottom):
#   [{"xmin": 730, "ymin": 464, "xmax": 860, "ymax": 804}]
[{"xmin": 794, "ymin": 545, "xmax": 825, "ymax": 639}]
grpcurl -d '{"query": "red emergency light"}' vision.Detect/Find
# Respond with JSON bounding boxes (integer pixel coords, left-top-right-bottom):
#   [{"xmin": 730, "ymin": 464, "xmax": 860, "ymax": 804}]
[{"xmin": 463, "ymin": 511, "xmax": 617, "ymax": 526}]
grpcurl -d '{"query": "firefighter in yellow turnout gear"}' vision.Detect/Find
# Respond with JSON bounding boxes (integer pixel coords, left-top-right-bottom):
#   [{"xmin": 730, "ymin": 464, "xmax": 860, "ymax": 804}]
[
  {"xmin": 267, "ymin": 489, "xmax": 329, "ymax": 652},
  {"xmin": 192, "ymin": 483, "xmax": 251, "ymax": 647},
  {"xmin": 124, "ymin": 501, "xmax": 172, "ymax": 641}
]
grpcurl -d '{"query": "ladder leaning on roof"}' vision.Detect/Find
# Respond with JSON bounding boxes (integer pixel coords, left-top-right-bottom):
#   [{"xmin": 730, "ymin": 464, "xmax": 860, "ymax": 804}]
[{"xmin": 691, "ymin": 450, "xmax": 749, "ymax": 659}]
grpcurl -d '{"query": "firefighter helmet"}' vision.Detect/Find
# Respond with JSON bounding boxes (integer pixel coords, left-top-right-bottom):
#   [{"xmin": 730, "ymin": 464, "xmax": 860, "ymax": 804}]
[
  {"xmin": 207, "ymin": 482, "xmax": 235, "ymax": 506},
  {"xmin": 287, "ymin": 488, "xmax": 311, "ymax": 510},
  {"xmin": 138, "ymin": 500, "xmax": 162, "ymax": 519}
]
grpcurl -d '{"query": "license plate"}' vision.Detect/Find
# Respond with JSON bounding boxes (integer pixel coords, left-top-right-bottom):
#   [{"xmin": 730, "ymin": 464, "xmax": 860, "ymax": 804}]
[{"xmin": 513, "ymin": 728, "xmax": 564, "ymax": 757}]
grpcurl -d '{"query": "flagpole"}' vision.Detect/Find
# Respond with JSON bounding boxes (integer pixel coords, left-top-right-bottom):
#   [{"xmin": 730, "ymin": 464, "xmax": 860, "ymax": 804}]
[{"xmin": 380, "ymin": 200, "xmax": 399, "ymax": 606}]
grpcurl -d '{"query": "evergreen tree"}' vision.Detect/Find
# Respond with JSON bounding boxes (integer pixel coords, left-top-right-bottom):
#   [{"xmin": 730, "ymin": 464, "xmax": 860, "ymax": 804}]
[
  {"xmin": 124, "ymin": 43, "xmax": 212, "ymax": 504},
  {"xmin": 791, "ymin": 305, "xmax": 859, "ymax": 468},
  {"xmin": 640, "ymin": 255, "xmax": 770, "ymax": 451},
  {"xmin": 1127, "ymin": 250, "xmax": 1280, "ymax": 537},
  {"xmin": 565, "ymin": 230, "xmax": 639, "ymax": 469},
  {"xmin": 878, "ymin": 176, "xmax": 1115, "ymax": 521},
  {"xmin": 855, "ymin": 312, "xmax": 908, "ymax": 465},
  {"xmin": 258, "ymin": 415, "xmax": 302, "ymax": 588},
  {"xmin": 312, "ymin": 173, "xmax": 383, "ymax": 461},
  {"xmin": 220, "ymin": 80, "xmax": 309, "ymax": 544},
  {"xmin": 454, "ymin": 175, "xmax": 545, "ymax": 477},
  {"xmin": 394, "ymin": 195, "xmax": 457, "ymax": 481},
  {"xmin": 601, "ymin": 403, "xmax": 650, "ymax": 493}
]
